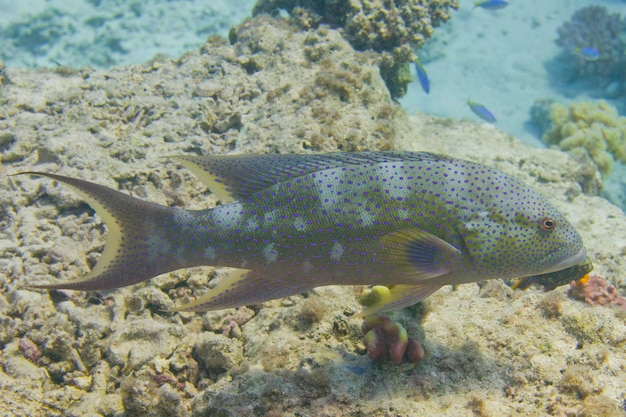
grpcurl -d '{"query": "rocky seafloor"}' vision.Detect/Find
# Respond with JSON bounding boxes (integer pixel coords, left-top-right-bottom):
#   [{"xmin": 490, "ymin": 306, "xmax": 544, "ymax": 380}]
[{"xmin": 1, "ymin": 13, "xmax": 626, "ymax": 417}]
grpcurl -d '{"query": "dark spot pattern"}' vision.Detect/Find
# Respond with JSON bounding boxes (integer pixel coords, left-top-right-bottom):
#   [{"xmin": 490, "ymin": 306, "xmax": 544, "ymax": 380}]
[
  {"xmin": 175, "ymin": 152, "xmax": 583, "ymax": 309},
  {"xmin": 28, "ymin": 152, "xmax": 585, "ymax": 311}
]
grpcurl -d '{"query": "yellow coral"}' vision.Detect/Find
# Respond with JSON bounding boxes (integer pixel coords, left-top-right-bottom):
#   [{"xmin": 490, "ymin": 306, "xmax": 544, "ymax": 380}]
[
  {"xmin": 542, "ymin": 100, "xmax": 626, "ymax": 177},
  {"xmin": 560, "ymin": 121, "xmax": 579, "ymax": 138},
  {"xmin": 359, "ymin": 285, "xmax": 392, "ymax": 307},
  {"xmin": 550, "ymin": 103, "xmax": 569, "ymax": 125},
  {"xmin": 559, "ymin": 130, "xmax": 585, "ymax": 150}
]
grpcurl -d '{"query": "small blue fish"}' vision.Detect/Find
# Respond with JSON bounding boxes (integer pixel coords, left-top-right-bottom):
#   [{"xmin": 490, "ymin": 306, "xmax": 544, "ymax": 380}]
[
  {"xmin": 344, "ymin": 366, "xmax": 367, "ymax": 375},
  {"xmin": 414, "ymin": 58, "xmax": 430, "ymax": 94},
  {"xmin": 467, "ymin": 100, "xmax": 497, "ymax": 123},
  {"xmin": 575, "ymin": 47, "xmax": 600, "ymax": 61},
  {"xmin": 473, "ymin": 0, "xmax": 509, "ymax": 10}
]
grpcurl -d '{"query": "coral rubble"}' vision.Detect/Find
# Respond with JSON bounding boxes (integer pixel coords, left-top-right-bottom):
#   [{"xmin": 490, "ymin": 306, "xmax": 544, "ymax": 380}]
[
  {"xmin": 252, "ymin": 0, "xmax": 459, "ymax": 98},
  {"xmin": 568, "ymin": 274, "xmax": 626, "ymax": 310}
]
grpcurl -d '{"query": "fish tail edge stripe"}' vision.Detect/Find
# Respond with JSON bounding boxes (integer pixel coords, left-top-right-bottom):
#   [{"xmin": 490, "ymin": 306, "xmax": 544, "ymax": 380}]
[{"xmin": 17, "ymin": 172, "xmax": 183, "ymax": 291}]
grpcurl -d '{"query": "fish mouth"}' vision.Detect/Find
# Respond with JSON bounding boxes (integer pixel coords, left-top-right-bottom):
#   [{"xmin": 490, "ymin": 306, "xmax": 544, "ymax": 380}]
[{"xmin": 538, "ymin": 247, "xmax": 587, "ymax": 275}]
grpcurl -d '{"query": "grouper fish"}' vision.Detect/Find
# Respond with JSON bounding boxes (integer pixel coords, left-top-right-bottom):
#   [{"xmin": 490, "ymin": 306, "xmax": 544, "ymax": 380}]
[{"xmin": 20, "ymin": 151, "xmax": 587, "ymax": 315}]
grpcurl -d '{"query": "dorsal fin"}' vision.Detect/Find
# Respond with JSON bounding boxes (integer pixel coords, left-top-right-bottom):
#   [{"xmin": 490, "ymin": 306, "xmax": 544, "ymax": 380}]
[{"xmin": 172, "ymin": 152, "xmax": 445, "ymax": 202}]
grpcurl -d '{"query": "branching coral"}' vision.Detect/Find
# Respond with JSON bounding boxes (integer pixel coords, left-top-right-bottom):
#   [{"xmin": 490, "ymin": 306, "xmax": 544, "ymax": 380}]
[
  {"xmin": 361, "ymin": 314, "xmax": 424, "ymax": 365},
  {"xmin": 555, "ymin": 6, "xmax": 626, "ymax": 83},
  {"xmin": 252, "ymin": 0, "xmax": 459, "ymax": 98},
  {"xmin": 541, "ymin": 100, "xmax": 626, "ymax": 177}
]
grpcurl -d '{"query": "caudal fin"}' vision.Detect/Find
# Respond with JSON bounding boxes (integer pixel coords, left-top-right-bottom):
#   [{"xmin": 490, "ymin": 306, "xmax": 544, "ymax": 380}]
[{"xmin": 19, "ymin": 172, "xmax": 188, "ymax": 291}]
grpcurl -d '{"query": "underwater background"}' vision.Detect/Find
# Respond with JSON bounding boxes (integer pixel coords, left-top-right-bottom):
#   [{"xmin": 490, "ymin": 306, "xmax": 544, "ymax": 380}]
[
  {"xmin": 1, "ymin": 0, "xmax": 626, "ymax": 416},
  {"xmin": 2, "ymin": 0, "xmax": 626, "ymax": 209}
]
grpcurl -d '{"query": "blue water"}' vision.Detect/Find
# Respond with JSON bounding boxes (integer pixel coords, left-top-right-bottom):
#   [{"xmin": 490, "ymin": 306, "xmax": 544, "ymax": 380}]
[
  {"xmin": 401, "ymin": 0, "xmax": 626, "ymax": 146},
  {"xmin": 0, "ymin": 0, "xmax": 256, "ymax": 68}
]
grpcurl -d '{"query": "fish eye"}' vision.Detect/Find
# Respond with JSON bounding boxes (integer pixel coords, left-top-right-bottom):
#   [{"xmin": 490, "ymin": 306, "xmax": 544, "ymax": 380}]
[{"xmin": 539, "ymin": 217, "xmax": 556, "ymax": 231}]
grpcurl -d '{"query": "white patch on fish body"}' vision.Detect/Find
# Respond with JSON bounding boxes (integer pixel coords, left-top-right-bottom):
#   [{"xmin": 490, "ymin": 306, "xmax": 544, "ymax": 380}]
[
  {"xmin": 330, "ymin": 241, "xmax": 345, "ymax": 261},
  {"xmin": 264, "ymin": 210, "xmax": 278, "ymax": 224},
  {"xmin": 301, "ymin": 261, "xmax": 314, "ymax": 273},
  {"xmin": 377, "ymin": 163, "xmax": 410, "ymax": 200},
  {"xmin": 263, "ymin": 243, "xmax": 278, "ymax": 264},
  {"xmin": 144, "ymin": 218, "xmax": 173, "ymax": 263},
  {"xmin": 245, "ymin": 217, "xmax": 259, "ymax": 232},
  {"xmin": 397, "ymin": 208, "xmax": 410, "ymax": 221},
  {"xmin": 359, "ymin": 211, "xmax": 374, "ymax": 227},
  {"xmin": 213, "ymin": 204, "xmax": 242, "ymax": 226},
  {"xmin": 314, "ymin": 168, "xmax": 344, "ymax": 209},
  {"xmin": 293, "ymin": 217, "xmax": 307, "ymax": 232},
  {"xmin": 203, "ymin": 246, "xmax": 217, "ymax": 262}
]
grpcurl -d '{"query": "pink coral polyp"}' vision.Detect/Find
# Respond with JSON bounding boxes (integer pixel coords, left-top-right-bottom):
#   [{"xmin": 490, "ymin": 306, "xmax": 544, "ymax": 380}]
[
  {"xmin": 568, "ymin": 274, "xmax": 626, "ymax": 310},
  {"xmin": 362, "ymin": 314, "xmax": 425, "ymax": 365}
]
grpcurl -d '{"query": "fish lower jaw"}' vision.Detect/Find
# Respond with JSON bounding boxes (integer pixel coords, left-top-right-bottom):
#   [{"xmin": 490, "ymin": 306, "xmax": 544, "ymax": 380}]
[{"xmin": 538, "ymin": 247, "xmax": 587, "ymax": 276}]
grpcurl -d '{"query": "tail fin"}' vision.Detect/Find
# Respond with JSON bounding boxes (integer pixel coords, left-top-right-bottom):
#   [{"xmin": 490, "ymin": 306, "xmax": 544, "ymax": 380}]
[{"xmin": 19, "ymin": 172, "xmax": 188, "ymax": 291}]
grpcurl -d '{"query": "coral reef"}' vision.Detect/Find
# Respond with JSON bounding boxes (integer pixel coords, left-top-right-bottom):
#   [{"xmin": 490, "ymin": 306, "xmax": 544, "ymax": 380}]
[
  {"xmin": 555, "ymin": 6, "xmax": 626, "ymax": 84},
  {"xmin": 361, "ymin": 314, "xmax": 424, "ymax": 365},
  {"xmin": 252, "ymin": 0, "xmax": 459, "ymax": 98},
  {"xmin": 568, "ymin": 274, "xmax": 626, "ymax": 310},
  {"xmin": 540, "ymin": 100, "xmax": 626, "ymax": 177},
  {"xmin": 529, "ymin": 98, "xmax": 556, "ymax": 134},
  {"xmin": 2, "ymin": 5, "xmax": 626, "ymax": 416},
  {"xmin": 0, "ymin": 60, "xmax": 8, "ymax": 86}
]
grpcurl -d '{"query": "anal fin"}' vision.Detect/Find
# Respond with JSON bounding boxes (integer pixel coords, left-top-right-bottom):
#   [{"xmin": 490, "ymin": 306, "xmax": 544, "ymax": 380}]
[
  {"xmin": 353, "ymin": 283, "xmax": 442, "ymax": 318},
  {"xmin": 174, "ymin": 268, "xmax": 313, "ymax": 312}
]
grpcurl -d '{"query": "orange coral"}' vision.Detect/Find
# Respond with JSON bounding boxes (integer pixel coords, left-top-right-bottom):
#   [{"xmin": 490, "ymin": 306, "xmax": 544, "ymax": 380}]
[{"xmin": 568, "ymin": 274, "xmax": 626, "ymax": 310}]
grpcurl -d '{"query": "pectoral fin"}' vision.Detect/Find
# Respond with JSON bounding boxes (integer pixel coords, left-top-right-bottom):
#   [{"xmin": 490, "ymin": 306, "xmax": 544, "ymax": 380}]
[{"xmin": 381, "ymin": 228, "xmax": 463, "ymax": 281}]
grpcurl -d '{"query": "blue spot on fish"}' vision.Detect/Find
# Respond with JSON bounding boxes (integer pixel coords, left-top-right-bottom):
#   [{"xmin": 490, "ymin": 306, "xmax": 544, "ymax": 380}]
[
  {"xmin": 414, "ymin": 58, "xmax": 430, "ymax": 94},
  {"xmin": 467, "ymin": 100, "xmax": 497, "ymax": 123},
  {"xmin": 473, "ymin": 0, "xmax": 509, "ymax": 10},
  {"xmin": 576, "ymin": 47, "xmax": 600, "ymax": 61}
]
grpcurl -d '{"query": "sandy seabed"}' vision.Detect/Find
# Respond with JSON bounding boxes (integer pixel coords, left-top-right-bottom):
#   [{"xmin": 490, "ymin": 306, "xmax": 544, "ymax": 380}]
[{"xmin": 0, "ymin": 11, "xmax": 625, "ymax": 417}]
